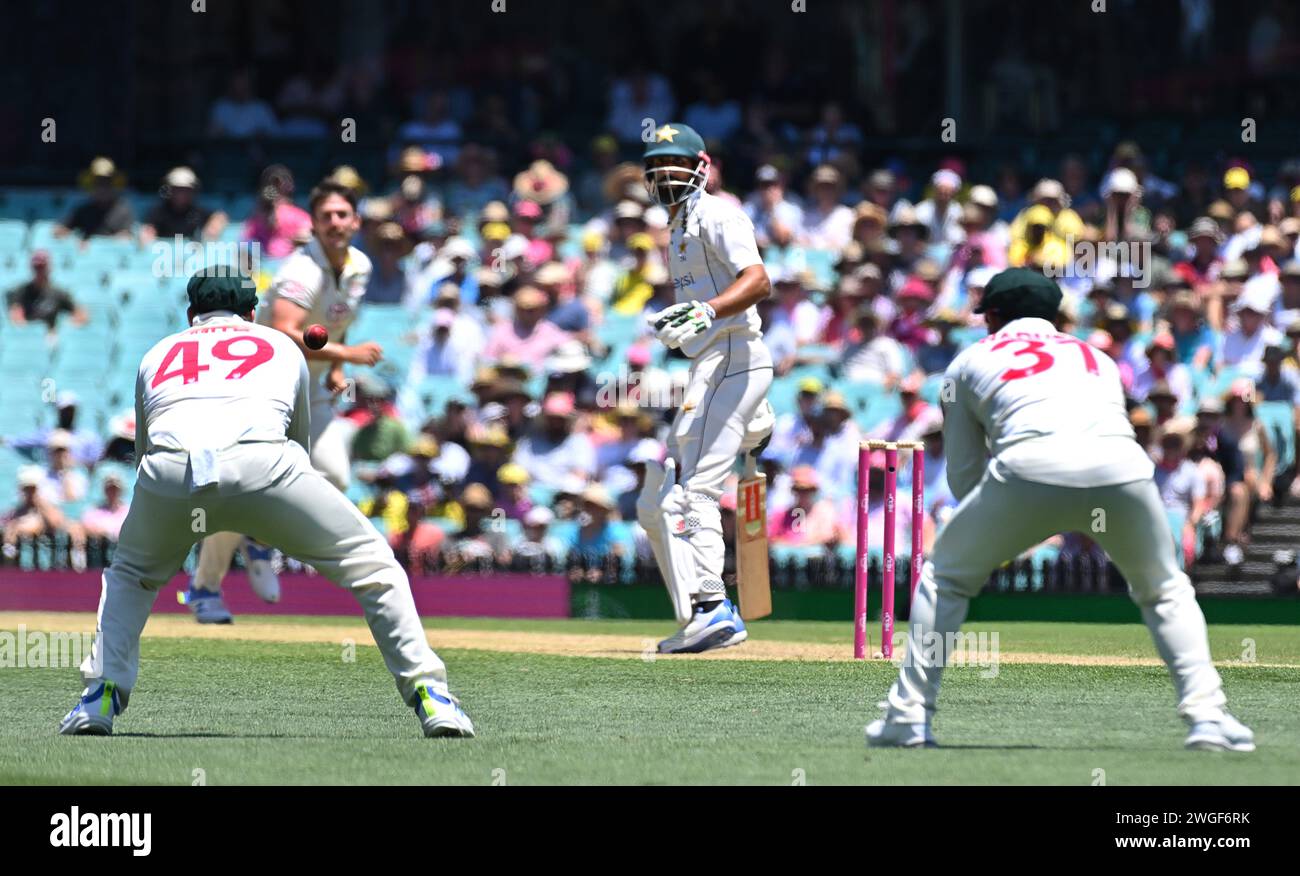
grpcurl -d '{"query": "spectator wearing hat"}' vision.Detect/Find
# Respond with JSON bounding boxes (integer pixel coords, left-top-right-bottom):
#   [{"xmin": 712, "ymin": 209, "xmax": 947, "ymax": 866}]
[
  {"xmin": 1223, "ymin": 166, "xmax": 1267, "ymax": 224},
  {"xmin": 889, "ymin": 277, "xmax": 936, "ymax": 352},
  {"xmin": 1132, "ymin": 333, "xmax": 1194, "ymax": 409},
  {"xmin": 514, "ymin": 392, "xmax": 596, "ymax": 491},
  {"xmin": 1008, "ymin": 204, "xmax": 1069, "ymax": 270},
  {"xmin": 917, "ymin": 308, "xmax": 963, "ymax": 374},
  {"xmin": 55, "ymin": 157, "xmax": 135, "ymax": 240},
  {"xmin": 768, "ymin": 466, "xmax": 844, "ymax": 551},
  {"xmin": 1008, "ymin": 178, "xmax": 1083, "ymax": 248},
  {"xmin": 495, "ymin": 463, "xmax": 533, "ymax": 520},
  {"xmin": 799, "ymin": 165, "xmax": 855, "ymax": 251},
  {"xmin": 389, "ymin": 493, "xmax": 446, "ymax": 572},
  {"xmin": 3, "ymin": 466, "xmax": 75, "ymax": 559},
  {"xmin": 1154, "ymin": 421, "xmax": 1208, "ymax": 568},
  {"xmin": 843, "ymin": 305, "xmax": 905, "ymax": 388},
  {"xmin": 743, "ymin": 164, "xmax": 803, "ymax": 248},
  {"xmin": 408, "ymin": 236, "xmax": 481, "ymax": 315},
  {"xmin": 1100, "ymin": 167, "xmax": 1150, "ymax": 241},
  {"xmin": 141, "ymin": 167, "xmax": 226, "ymax": 244},
  {"xmin": 349, "ymin": 376, "xmax": 410, "ymax": 462},
  {"xmin": 444, "ymin": 144, "xmax": 510, "ymax": 219},
  {"xmin": 1174, "ymin": 217, "xmax": 1225, "ymax": 290},
  {"xmin": 6, "ymin": 251, "xmax": 87, "ymax": 332},
  {"xmin": 534, "ymin": 262, "xmax": 592, "ymax": 342},
  {"xmin": 241, "ymin": 164, "xmax": 312, "ymax": 258},
  {"xmin": 1164, "ymin": 290, "xmax": 1216, "ymax": 372},
  {"xmin": 80, "ymin": 471, "xmax": 129, "ymax": 543},
  {"xmin": 850, "ymin": 201, "xmax": 889, "ymax": 252},
  {"xmin": 610, "ymin": 232, "xmax": 662, "ymax": 315},
  {"xmin": 769, "ymin": 378, "xmax": 824, "ymax": 465},
  {"xmin": 513, "ymin": 505, "xmax": 566, "ymax": 566},
  {"xmin": 208, "ymin": 69, "xmax": 278, "ymax": 138},
  {"xmin": 42, "ymin": 430, "xmax": 87, "ymax": 506},
  {"xmin": 365, "ymin": 222, "xmax": 413, "ymax": 304},
  {"xmin": 788, "ymin": 393, "xmax": 859, "ymax": 501},
  {"xmin": 887, "ymin": 205, "xmax": 930, "ymax": 285},
  {"xmin": 1256, "ymin": 341, "xmax": 1300, "ymax": 404},
  {"xmin": 443, "ymin": 482, "xmax": 508, "ymax": 565},
  {"xmin": 1219, "ymin": 381, "xmax": 1277, "ymax": 564},
  {"xmin": 564, "ymin": 484, "xmax": 624, "ymax": 571},
  {"xmin": 770, "ymin": 268, "xmax": 826, "ymax": 346},
  {"xmin": 913, "ymin": 169, "xmax": 965, "ymax": 247},
  {"xmin": 576, "ymin": 228, "xmax": 620, "ymax": 304},
  {"xmin": 463, "ymin": 426, "xmax": 513, "ymax": 497},
  {"xmin": 1217, "ymin": 277, "xmax": 1282, "ymax": 380},
  {"xmin": 481, "ymin": 285, "xmax": 570, "ymax": 371}
]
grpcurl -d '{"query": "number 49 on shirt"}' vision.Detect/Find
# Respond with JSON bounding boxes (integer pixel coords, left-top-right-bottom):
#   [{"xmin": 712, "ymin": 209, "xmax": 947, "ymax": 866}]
[
  {"xmin": 991, "ymin": 336, "xmax": 1099, "ymax": 381},
  {"xmin": 151, "ymin": 337, "xmax": 275, "ymax": 388}
]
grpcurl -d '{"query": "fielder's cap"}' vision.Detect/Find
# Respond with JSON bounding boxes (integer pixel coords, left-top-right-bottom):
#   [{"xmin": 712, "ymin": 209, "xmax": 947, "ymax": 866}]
[
  {"xmin": 968, "ymin": 184, "xmax": 998, "ymax": 209},
  {"xmin": 164, "ymin": 166, "xmax": 199, "ymax": 189},
  {"xmin": 1224, "ymin": 167, "xmax": 1251, "ymax": 190},
  {"xmin": 1188, "ymin": 217, "xmax": 1222, "ymax": 242},
  {"xmin": 17, "ymin": 465, "xmax": 43, "ymax": 488},
  {"xmin": 47, "ymin": 429, "xmax": 72, "ymax": 450},
  {"xmin": 461, "ymin": 482, "xmax": 494, "ymax": 510},
  {"xmin": 975, "ymin": 268, "xmax": 1063, "ymax": 320},
  {"xmin": 790, "ymin": 465, "xmax": 820, "ymax": 490},
  {"xmin": 628, "ymin": 438, "xmax": 662, "ymax": 465},
  {"xmin": 186, "ymin": 267, "xmax": 257, "ymax": 315},
  {"xmin": 581, "ymin": 483, "xmax": 615, "ymax": 510},
  {"xmin": 524, "ymin": 506, "xmax": 555, "ymax": 527},
  {"xmin": 497, "ymin": 463, "xmax": 530, "ymax": 486},
  {"xmin": 642, "ymin": 123, "xmax": 707, "ymax": 161}
]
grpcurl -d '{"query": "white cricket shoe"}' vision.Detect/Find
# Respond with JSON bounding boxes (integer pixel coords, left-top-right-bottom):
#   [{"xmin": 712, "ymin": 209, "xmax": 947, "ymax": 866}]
[
  {"xmin": 242, "ymin": 538, "xmax": 281, "ymax": 603},
  {"xmin": 415, "ymin": 685, "xmax": 476, "ymax": 738},
  {"xmin": 58, "ymin": 681, "xmax": 123, "ymax": 736},
  {"xmin": 657, "ymin": 598, "xmax": 746, "ymax": 654},
  {"xmin": 1185, "ymin": 713, "xmax": 1255, "ymax": 752},
  {"xmin": 865, "ymin": 718, "xmax": 937, "ymax": 748},
  {"xmin": 186, "ymin": 585, "xmax": 234, "ymax": 624}
]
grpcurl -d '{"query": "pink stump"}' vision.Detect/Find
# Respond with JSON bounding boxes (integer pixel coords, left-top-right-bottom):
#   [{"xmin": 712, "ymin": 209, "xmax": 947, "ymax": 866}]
[
  {"xmin": 882, "ymin": 445, "xmax": 898, "ymax": 659},
  {"xmin": 911, "ymin": 446, "xmax": 924, "ymax": 598},
  {"xmin": 853, "ymin": 443, "xmax": 870, "ymax": 660}
]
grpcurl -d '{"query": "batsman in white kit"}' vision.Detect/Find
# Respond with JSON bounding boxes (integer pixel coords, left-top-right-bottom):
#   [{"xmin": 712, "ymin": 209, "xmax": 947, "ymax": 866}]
[
  {"xmin": 867, "ymin": 268, "xmax": 1253, "ymax": 752},
  {"xmin": 637, "ymin": 123, "xmax": 776, "ymax": 653},
  {"xmin": 186, "ymin": 180, "xmax": 381, "ymax": 623},
  {"xmin": 59, "ymin": 269, "xmax": 474, "ymax": 738}
]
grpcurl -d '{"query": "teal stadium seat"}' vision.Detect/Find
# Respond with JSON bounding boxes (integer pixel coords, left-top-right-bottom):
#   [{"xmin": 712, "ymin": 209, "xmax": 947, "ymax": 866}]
[{"xmin": 1255, "ymin": 401, "xmax": 1296, "ymax": 472}]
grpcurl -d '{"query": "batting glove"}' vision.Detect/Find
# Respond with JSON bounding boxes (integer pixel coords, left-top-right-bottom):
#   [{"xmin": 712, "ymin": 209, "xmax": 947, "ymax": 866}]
[{"xmin": 650, "ymin": 301, "xmax": 715, "ymax": 349}]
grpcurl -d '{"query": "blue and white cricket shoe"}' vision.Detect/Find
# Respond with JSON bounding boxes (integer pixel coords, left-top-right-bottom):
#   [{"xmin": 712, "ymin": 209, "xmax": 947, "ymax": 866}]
[
  {"xmin": 242, "ymin": 537, "xmax": 281, "ymax": 604},
  {"xmin": 59, "ymin": 681, "xmax": 123, "ymax": 736},
  {"xmin": 657, "ymin": 598, "xmax": 747, "ymax": 654},
  {"xmin": 184, "ymin": 584, "xmax": 233, "ymax": 624},
  {"xmin": 415, "ymin": 685, "xmax": 476, "ymax": 738},
  {"xmin": 1185, "ymin": 713, "xmax": 1255, "ymax": 752}
]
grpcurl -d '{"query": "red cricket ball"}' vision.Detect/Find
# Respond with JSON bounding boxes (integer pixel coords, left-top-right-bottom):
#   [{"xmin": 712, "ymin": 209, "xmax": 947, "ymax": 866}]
[{"xmin": 304, "ymin": 324, "xmax": 328, "ymax": 350}]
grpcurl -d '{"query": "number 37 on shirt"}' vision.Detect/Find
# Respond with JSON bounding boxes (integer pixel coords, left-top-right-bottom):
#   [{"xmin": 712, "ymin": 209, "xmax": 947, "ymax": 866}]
[{"xmin": 989, "ymin": 335, "xmax": 1099, "ymax": 381}]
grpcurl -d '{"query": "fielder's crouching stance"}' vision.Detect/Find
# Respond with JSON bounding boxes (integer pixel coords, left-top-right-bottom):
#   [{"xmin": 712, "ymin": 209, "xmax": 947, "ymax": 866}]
[
  {"xmin": 635, "ymin": 123, "xmax": 775, "ymax": 654},
  {"xmin": 59, "ymin": 269, "xmax": 473, "ymax": 738},
  {"xmin": 867, "ymin": 268, "xmax": 1252, "ymax": 752}
]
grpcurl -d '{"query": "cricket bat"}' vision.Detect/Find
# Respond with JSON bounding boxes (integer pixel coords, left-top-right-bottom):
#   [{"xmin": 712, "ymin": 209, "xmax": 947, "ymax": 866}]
[{"xmin": 735, "ymin": 456, "xmax": 772, "ymax": 620}]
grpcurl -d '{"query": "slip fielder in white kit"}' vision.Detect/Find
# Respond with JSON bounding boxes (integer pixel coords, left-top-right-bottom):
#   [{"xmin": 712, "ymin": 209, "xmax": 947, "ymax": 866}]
[
  {"xmin": 867, "ymin": 268, "xmax": 1253, "ymax": 752},
  {"xmin": 187, "ymin": 181, "xmax": 381, "ymax": 624},
  {"xmin": 59, "ymin": 269, "xmax": 473, "ymax": 738},
  {"xmin": 636, "ymin": 123, "xmax": 776, "ymax": 653}
]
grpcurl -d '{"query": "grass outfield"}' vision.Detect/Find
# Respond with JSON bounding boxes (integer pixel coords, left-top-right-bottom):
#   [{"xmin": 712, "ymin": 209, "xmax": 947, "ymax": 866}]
[{"xmin": 1, "ymin": 616, "xmax": 1297, "ymax": 785}]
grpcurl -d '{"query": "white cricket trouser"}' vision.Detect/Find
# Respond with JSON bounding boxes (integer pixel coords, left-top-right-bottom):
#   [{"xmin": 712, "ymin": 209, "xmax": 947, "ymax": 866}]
[
  {"xmin": 80, "ymin": 439, "xmax": 447, "ymax": 708},
  {"xmin": 638, "ymin": 335, "xmax": 772, "ymax": 616},
  {"xmin": 192, "ymin": 396, "xmax": 354, "ymax": 590},
  {"xmin": 885, "ymin": 462, "xmax": 1228, "ymax": 726}
]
